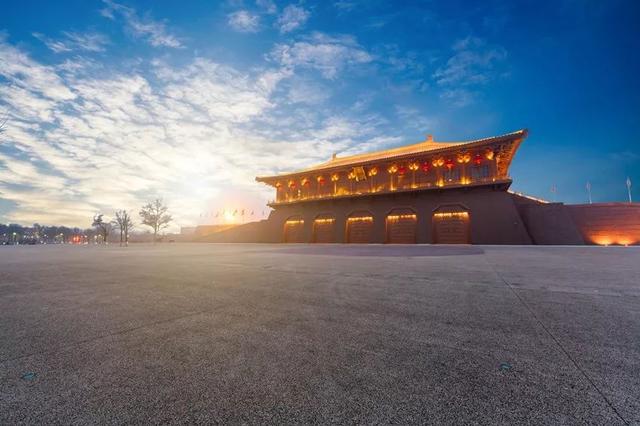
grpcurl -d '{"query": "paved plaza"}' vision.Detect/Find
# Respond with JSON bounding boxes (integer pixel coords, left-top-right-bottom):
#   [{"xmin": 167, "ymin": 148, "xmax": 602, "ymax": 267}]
[{"xmin": 0, "ymin": 244, "xmax": 638, "ymax": 424}]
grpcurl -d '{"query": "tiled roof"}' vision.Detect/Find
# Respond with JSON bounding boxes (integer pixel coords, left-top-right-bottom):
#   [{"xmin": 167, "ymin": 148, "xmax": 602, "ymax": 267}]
[{"xmin": 257, "ymin": 129, "xmax": 527, "ymax": 181}]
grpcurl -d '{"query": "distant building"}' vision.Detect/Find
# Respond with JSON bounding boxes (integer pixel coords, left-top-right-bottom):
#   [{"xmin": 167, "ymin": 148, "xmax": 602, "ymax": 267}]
[{"xmin": 205, "ymin": 129, "xmax": 639, "ymax": 245}]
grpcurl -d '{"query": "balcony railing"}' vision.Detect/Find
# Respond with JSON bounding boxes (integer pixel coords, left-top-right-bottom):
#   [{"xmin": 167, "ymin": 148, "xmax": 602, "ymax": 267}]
[{"xmin": 269, "ymin": 176, "xmax": 508, "ymax": 205}]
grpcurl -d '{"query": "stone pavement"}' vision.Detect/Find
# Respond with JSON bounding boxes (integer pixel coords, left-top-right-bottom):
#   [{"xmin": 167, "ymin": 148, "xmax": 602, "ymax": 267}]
[{"xmin": 0, "ymin": 244, "xmax": 638, "ymax": 424}]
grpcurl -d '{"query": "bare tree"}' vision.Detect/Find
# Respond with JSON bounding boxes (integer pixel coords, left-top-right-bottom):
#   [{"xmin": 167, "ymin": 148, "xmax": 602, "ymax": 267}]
[
  {"xmin": 139, "ymin": 199, "xmax": 172, "ymax": 242},
  {"xmin": 114, "ymin": 210, "xmax": 134, "ymax": 246},
  {"xmin": 92, "ymin": 214, "xmax": 113, "ymax": 244}
]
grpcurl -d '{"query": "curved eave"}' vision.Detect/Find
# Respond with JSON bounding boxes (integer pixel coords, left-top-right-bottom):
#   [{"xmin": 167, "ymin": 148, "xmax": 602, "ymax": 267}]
[{"xmin": 256, "ymin": 129, "xmax": 528, "ymax": 185}]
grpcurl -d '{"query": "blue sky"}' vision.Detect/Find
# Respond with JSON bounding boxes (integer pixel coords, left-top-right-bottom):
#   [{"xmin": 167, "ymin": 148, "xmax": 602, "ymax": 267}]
[{"xmin": 0, "ymin": 0, "xmax": 638, "ymax": 227}]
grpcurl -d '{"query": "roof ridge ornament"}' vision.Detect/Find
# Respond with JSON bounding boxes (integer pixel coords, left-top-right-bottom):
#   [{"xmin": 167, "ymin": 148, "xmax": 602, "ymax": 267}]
[
  {"xmin": 426, "ymin": 134, "xmax": 434, "ymax": 142},
  {"xmin": 331, "ymin": 152, "xmax": 338, "ymax": 160}
]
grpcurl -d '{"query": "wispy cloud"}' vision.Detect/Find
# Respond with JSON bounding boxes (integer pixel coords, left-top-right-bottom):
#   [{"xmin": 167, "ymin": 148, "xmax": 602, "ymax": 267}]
[
  {"xmin": 100, "ymin": 0, "xmax": 183, "ymax": 48},
  {"xmin": 256, "ymin": 0, "xmax": 277, "ymax": 14},
  {"xmin": 433, "ymin": 36, "xmax": 507, "ymax": 87},
  {"xmin": 270, "ymin": 32, "xmax": 372, "ymax": 79},
  {"xmin": 431, "ymin": 36, "xmax": 507, "ymax": 107},
  {"xmin": 277, "ymin": 5, "xmax": 310, "ymax": 33},
  {"xmin": 33, "ymin": 31, "xmax": 110, "ymax": 53},
  {"xmin": 228, "ymin": 10, "xmax": 260, "ymax": 33},
  {"xmin": 0, "ymin": 37, "xmax": 393, "ymax": 227}
]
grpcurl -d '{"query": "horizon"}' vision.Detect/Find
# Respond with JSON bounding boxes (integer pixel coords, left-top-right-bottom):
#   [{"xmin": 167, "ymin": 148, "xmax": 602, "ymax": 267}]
[{"xmin": 1, "ymin": 0, "xmax": 639, "ymax": 230}]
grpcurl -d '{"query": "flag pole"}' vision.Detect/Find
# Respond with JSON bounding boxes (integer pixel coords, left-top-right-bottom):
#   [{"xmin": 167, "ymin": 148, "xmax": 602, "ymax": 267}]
[
  {"xmin": 627, "ymin": 177, "xmax": 632, "ymax": 203},
  {"xmin": 586, "ymin": 182, "xmax": 592, "ymax": 204}
]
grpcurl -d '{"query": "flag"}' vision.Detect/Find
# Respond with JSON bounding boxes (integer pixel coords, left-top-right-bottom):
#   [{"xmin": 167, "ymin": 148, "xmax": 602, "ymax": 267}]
[
  {"xmin": 241, "ymin": 209, "xmax": 245, "ymax": 216},
  {"xmin": 251, "ymin": 210, "xmax": 254, "ymax": 216},
  {"xmin": 627, "ymin": 177, "xmax": 632, "ymax": 188},
  {"xmin": 233, "ymin": 209, "xmax": 237, "ymax": 216},
  {"xmin": 586, "ymin": 182, "xmax": 591, "ymax": 191}
]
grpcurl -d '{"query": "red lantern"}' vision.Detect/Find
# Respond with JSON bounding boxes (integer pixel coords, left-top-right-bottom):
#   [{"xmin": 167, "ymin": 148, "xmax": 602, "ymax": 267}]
[
  {"xmin": 445, "ymin": 158, "xmax": 454, "ymax": 170},
  {"xmin": 474, "ymin": 153, "xmax": 482, "ymax": 165},
  {"xmin": 398, "ymin": 165, "xmax": 407, "ymax": 176},
  {"xmin": 318, "ymin": 177, "xmax": 325, "ymax": 185},
  {"xmin": 421, "ymin": 162, "xmax": 430, "ymax": 173}
]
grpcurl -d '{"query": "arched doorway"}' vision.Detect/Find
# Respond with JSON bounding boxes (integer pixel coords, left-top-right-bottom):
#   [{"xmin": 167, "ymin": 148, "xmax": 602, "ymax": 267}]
[
  {"xmin": 346, "ymin": 211, "xmax": 374, "ymax": 243},
  {"xmin": 283, "ymin": 216, "xmax": 305, "ymax": 243},
  {"xmin": 432, "ymin": 205, "xmax": 470, "ymax": 244},
  {"xmin": 313, "ymin": 214, "xmax": 335, "ymax": 243},
  {"xmin": 386, "ymin": 208, "xmax": 417, "ymax": 244}
]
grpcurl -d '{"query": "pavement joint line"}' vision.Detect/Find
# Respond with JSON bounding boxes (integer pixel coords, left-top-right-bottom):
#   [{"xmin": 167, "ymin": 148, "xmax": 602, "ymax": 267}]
[
  {"xmin": 0, "ymin": 309, "xmax": 216, "ymax": 366},
  {"xmin": 485, "ymin": 257, "xmax": 630, "ymax": 426}
]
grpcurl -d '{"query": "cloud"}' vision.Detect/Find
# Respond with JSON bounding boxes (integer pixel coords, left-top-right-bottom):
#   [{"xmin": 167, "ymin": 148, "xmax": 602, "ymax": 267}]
[
  {"xmin": 433, "ymin": 36, "xmax": 507, "ymax": 87},
  {"xmin": 0, "ymin": 38, "xmax": 394, "ymax": 228},
  {"xmin": 277, "ymin": 5, "xmax": 310, "ymax": 33},
  {"xmin": 33, "ymin": 31, "xmax": 110, "ymax": 53},
  {"xmin": 270, "ymin": 32, "xmax": 372, "ymax": 79},
  {"xmin": 256, "ymin": 0, "xmax": 277, "ymax": 14},
  {"xmin": 286, "ymin": 78, "xmax": 330, "ymax": 104},
  {"xmin": 431, "ymin": 36, "xmax": 507, "ymax": 107},
  {"xmin": 394, "ymin": 106, "xmax": 437, "ymax": 131},
  {"xmin": 228, "ymin": 10, "xmax": 260, "ymax": 33},
  {"xmin": 100, "ymin": 0, "xmax": 183, "ymax": 48},
  {"xmin": 333, "ymin": 1, "xmax": 357, "ymax": 13},
  {"xmin": 439, "ymin": 88, "xmax": 475, "ymax": 107}
]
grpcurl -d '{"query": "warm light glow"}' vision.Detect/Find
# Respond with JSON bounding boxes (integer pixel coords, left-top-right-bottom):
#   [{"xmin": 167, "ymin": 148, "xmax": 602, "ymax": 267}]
[
  {"xmin": 347, "ymin": 216, "xmax": 373, "ymax": 222},
  {"xmin": 331, "ymin": 173, "xmax": 340, "ymax": 182},
  {"xmin": 285, "ymin": 219, "xmax": 304, "ymax": 225},
  {"xmin": 224, "ymin": 210, "xmax": 235, "ymax": 223},
  {"xmin": 433, "ymin": 211, "xmax": 469, "ymax": 219},
  {"xmin": 387, "ymin": 164, "xmax": 398, "ymax": 174},
  {"xmin": 485, "ymin": 149, "xmax": 495, "ymax": 160},
  {"xmin": 314, "ymin": 218, "xmax": 335, "ymax": 224},
  {"xmin": 457, "ymin": 153, "xmax": 471, "ymax": 163},
  {"xmin": 432, "ymin": 157, "xmax": 444, "ymax": 167},
  {"xmin": 387, "ymin": 214, "xmax": 417, "ymax": 220},
  {"xmin": 591, "ymin": 235, "xmax": 637, "ymax": 246},
  {"xmin": 368, "ymin": 167, "xmax": 378, "ymax": 176},
  {"xmin": 408, "ymin": 162, "xmax": 419, "ymax": 171}
]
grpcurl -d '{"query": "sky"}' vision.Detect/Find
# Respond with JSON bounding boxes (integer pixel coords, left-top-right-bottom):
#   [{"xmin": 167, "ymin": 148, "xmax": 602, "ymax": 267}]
[{"xmin": 0, "ymin": 0, "xmax": 639, "ymax": 229}]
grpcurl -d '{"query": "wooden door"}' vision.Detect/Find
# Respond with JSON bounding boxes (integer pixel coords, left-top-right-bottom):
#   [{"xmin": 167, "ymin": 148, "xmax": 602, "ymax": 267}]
[
  {"xmin": 386, "ymin": 211, "xmax": 417, "ymax": 244},
  {"xmin": 283, "ymin": 218, "xmax": 304, "ymax": 243},
  {"xmin": 433, "ymin": 211, "xmax": 470, "ymax": 244},
  {"xmin": 313, "ymin": 217, "xmax": 335, "ymax": 243},
  {"xmin": 347, "ymin": 215, "xmax": 373, "ymax": 243}
]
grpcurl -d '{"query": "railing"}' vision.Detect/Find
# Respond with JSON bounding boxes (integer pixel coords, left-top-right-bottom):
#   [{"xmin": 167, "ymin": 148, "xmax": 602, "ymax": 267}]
[{"xmin": 269, "ymin": 176, "xmax": 508, "ymax": 205}]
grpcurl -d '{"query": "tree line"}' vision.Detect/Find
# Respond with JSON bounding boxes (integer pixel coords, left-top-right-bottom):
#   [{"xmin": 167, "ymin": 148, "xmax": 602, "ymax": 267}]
[{"xmin": 1, "ymin": 199, "xmax": 172, "ymax": 246}]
